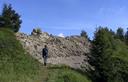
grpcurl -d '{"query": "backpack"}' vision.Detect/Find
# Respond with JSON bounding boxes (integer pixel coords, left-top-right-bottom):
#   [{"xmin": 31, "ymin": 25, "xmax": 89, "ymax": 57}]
[{"xmin": 43, "ymin": 48, "xmax": 48, "ymax": 56}]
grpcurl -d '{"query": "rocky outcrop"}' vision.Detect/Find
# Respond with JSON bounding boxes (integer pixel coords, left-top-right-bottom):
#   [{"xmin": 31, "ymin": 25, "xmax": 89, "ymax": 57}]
[{"xmin": 15, "ymin": 30, "xmax": 91, "ymax": 70}]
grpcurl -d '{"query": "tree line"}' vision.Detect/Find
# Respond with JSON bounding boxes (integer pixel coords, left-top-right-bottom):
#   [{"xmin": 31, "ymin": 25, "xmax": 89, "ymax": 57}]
[{"xmin": 86, "ymin": 27, "xmax": 128, "ymax": 82}]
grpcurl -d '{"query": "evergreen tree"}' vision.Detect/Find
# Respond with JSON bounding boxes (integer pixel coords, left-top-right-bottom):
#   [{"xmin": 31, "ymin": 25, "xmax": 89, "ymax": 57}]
[
  {"xmin": 80, "ymin": 30, "xmax": 88, "ymax": 39},
  {"xmin": 116, "ymin": 27, "xmax": 124, "ymax": 41},
  {"xmin": 88, "ymin": 27, "xmax": 128, "ymax": 82},
  {"xmin": 0, "ymin": 16, "xmax": 5, "ymax": 27},
  {"xmin": 89, "ymin": 27, "xmax": 114, "ymax": 82},
  {"xmin": 125, "ymin": 28, "xmax": 128, "ymax": 45},
  {"xmin": 0, "ymin": 4, "xmax": 22, "ymax": 32},
  {"xmin": 109, "ymin": 29, "xmax": 115, "ymax": 37}
]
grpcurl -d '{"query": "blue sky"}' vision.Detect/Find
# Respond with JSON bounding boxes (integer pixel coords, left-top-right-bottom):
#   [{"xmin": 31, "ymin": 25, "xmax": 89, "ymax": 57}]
[{"xmin": 0, "ymin": 0, "xmax": 128, "ymax": 39}]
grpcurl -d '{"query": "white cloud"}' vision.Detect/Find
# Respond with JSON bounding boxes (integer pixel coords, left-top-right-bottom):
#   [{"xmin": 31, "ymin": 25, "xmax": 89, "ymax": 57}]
[{"xmin": 58, "ymin": 33, "xmax": 65, "ymax": 37}]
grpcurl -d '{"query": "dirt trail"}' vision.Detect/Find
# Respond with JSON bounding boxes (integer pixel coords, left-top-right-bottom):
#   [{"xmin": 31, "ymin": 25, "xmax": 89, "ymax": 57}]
[{"xmin": 41, "ymin": 66, "xmax": 49, "ymax": 82}]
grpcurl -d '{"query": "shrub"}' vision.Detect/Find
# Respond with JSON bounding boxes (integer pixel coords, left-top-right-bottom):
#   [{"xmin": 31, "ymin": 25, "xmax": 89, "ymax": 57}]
[{"xmin": 31, "ymin": 28, "xmax": 42, "ymax": 35}]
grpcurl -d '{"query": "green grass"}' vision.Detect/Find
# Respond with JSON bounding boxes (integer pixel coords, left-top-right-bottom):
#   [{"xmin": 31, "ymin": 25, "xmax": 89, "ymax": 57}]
[
  {"xmin": 44, "ymin": 65, "xmax": 91, "ymax": 82},
  {"xmin": 0, "ymin": 28, "xmax": 92, "ymax": 82},
  {"xmin": 0, "ymin": 28, "xmax": 43, "ymax": 82}
]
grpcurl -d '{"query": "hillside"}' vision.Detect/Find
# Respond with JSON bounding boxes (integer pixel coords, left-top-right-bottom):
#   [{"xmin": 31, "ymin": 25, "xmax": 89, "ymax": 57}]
[
  {"xmin": 0, "ymin": 28, "xmax": 92, "ymax": 82},
  {"xmin": 0, "ymin": 28, "xmax": 43, "ymax": 82},
  {"xmin": 41, "ymin": 65, "xmax": 91, "ymax": 82},
  {"xmin": 16, "ymin": 29, "xmax": 91, "ymax": 70}
]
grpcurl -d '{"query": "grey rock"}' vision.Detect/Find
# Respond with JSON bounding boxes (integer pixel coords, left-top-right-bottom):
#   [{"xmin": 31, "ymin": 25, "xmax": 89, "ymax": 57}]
[{"xmin": 15, "ymin": 31, "xmax": 91, "ymax": 70}]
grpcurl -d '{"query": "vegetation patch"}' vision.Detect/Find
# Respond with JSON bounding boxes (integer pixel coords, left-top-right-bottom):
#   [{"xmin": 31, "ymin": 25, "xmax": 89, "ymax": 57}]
[{"xmin": 0, "ymin": 28, "xmax": 43, "ymax": 82}]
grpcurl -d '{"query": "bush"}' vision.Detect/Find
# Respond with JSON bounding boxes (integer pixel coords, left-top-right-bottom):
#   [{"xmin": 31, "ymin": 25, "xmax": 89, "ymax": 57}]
[
  {"xmin": 80, "ymin": 30, "xmax": 88, "ymax": 39},
  {"xmin": 31, "ymin": 28, "xmax": 42, "ymax": 35}
]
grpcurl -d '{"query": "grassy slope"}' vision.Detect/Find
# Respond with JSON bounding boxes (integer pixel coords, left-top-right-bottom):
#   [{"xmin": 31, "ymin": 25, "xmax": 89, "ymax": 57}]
[
  {"xmin": 0, "ymin": 28, "xmax": 91, "ymax": 82},
  {"xmin": 0, "ymin": 28, "xmax": 43, "ymax": 82},
  {"xmin": 42, "ymin": 65, "xmax": 91, "ymax": 82}
]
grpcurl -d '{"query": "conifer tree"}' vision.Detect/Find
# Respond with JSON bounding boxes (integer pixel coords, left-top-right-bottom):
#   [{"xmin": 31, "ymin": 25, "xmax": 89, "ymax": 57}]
[
  {"xmin": 89, "ymin": 27, "xmax": 114, "ymax": 82},
  {"xmin": 88, "ymin": 27, "xmax": 128, "ymax": 82},
  {"xmin": 125, "ymin": 28, "xmax": 128, "ymax": 45},
  {"xmin": 0, "ymin": 4, "xmax": 22, "ymax": 32},
  {"xmin": 116, "ymin": 27, "xmax": 124, "ymax": 41}
]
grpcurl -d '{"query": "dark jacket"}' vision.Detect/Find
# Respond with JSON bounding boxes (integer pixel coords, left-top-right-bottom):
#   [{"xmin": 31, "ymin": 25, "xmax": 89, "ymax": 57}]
[{"xmin": 42, "ymin": 48, "xmax": 48, "ymax": 57}]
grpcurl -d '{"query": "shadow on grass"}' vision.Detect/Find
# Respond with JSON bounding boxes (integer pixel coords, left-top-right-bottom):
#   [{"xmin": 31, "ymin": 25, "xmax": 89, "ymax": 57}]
[
  {"xmin": 47, "ymin": 64, "xmax": 92, "ymax": 81},
  {"xmin": 47, "ymin": 64, "xmax": 70, "ymax": 70},
  {"xmin": 47, "ymin": 66, "xmax": 65, "ymax": 70},
  {"xmin": 73, "ymin": 68, "xmax": 93, "ymax": 82},
  {"xmin": 70, "ymin": 68, "xmax": 94, "ymax": 82}
]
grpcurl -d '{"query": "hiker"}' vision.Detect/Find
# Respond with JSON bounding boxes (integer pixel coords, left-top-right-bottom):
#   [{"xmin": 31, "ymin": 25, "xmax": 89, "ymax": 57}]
[{"xmin": 42, "ymin": 45, "xmax": 48, "ymax": 66}]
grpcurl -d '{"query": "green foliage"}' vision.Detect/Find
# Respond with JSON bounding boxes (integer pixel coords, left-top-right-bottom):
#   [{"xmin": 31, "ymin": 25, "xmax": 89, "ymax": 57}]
[
  {"xmin": 89, "ymin": 27, "xmax": 128, "ymax": 82},
  {"xmin": 0, "ymin": 16, "xmax": 5, "ymax": 27},
  {"xmin": 109, "ymin": 29, "xmax": 115, "ymax": 37},
  {"xmin": 116, "ymin": 27, "xmax": 125, "ymax": 41},
  {"xmin": 81, "ymin": 30, "xmax": 88, "ymax": 39},
  {"xmin": 89, "ymin": 27, "xmax": 113, "ymax": 82},
  {"xmin": 0, "ymin": 4, "xmax": 22, "ymax": 32},
  {"xmin": 106, "ymin": 40, "xmax": 128, "ymax": 82},
  {"xmin": 31, "ymin": 28, "xmax": 42, "ymax": 35},
  {"xmin": 125, "ymin": 28, "xmax": 128, "ymax": 45},
  {"xmin": 0, "ymin": 28, "xmax": 43, "ymax": 82}
]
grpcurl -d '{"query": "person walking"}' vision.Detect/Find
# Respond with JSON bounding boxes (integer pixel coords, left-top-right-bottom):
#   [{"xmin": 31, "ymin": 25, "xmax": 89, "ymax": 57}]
[{"xmin": 42, "ymin": 45, "xmax": 48, "ymax": 66}]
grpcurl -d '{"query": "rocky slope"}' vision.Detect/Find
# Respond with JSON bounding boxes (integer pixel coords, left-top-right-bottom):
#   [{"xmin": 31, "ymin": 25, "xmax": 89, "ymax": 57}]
[{"xmin": 15, "ymin": 30, "xmax": 91, "ymax": 70}]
